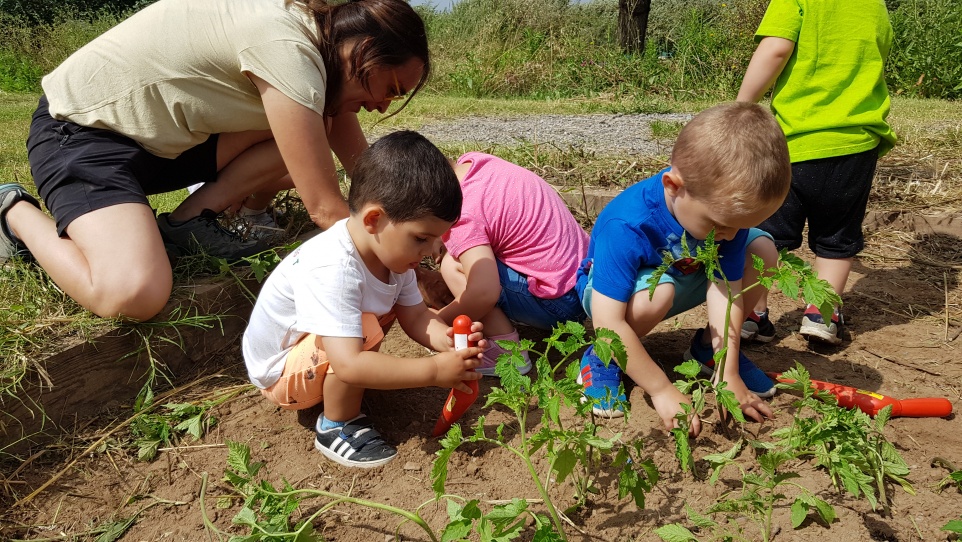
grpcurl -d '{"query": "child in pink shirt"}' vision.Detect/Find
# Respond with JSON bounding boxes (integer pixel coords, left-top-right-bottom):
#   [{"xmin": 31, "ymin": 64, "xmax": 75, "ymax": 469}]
[{"xmin": 436, "ymin": 152, "xmax": 589, "ymax": 374}]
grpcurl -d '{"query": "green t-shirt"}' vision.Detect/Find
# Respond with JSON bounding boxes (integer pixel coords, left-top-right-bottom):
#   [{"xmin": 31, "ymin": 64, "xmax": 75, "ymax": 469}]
[{"xmin": 757, "ymin": 0, "xmax": 897, "ymax": 162}]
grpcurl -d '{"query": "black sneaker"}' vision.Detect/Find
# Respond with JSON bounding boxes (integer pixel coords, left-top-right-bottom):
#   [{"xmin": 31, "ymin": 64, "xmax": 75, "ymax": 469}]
[
  {"xmin": 0, "ymin": 183, "xmax": 41, "ymax": 263},
  {"xmin": 157, "ymin": 209, "xmax": 266, "ymax": 260},
  {"xmin": 314, "ymin": 413, "xmax": 398, "ymax": 468},
  {"xmin": 741, "ymin": 309, "xmax": 776, "ymax": 343}
]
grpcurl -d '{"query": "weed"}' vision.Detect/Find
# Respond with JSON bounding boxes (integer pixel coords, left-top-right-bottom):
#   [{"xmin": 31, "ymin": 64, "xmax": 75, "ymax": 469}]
[
  {"xmin": 649, "ymin": 119, "xmax": 684, "ymax": 140},
  {"xmin": 205, "ymin": 441, "xmax": 460, "ymax": 542},
  {"xmin": 888, "ymin": 0, "xmax": 962, "ymax": 99},
  {"xmin": 130, "ymin": 394, "xmax": 229, "ymax": 461},
  {"xmin": 933, "ymin": 457, "xmax": 962, "ymax": 493},
  {"xmin": 433, "ymin": 322, "xmax": 659, "ymax": 541}
]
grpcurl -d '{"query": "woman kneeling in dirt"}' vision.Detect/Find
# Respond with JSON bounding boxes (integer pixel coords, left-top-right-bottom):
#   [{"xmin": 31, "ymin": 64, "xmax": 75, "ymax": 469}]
[{"xmin": 0, "ymin": 0, "xmax": 430, "ymax": 321}]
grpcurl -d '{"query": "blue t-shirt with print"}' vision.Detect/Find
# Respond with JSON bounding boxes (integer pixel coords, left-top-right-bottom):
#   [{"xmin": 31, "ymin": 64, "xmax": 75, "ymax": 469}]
[{"xmin": 575, "ymin": 170, "xmax": 748, "ymax": 304}]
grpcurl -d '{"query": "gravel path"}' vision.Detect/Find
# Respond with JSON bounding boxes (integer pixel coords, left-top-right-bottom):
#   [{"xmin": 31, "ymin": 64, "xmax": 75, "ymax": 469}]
[{"xmin": 400, "ymin": 113, "xmax": 694, "ymax": 156}]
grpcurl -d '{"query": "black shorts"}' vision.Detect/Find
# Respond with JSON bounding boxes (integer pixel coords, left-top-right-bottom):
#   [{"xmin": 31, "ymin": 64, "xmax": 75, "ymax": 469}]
[
  {"xmin": 26, "ymin": 96, "xmax": 219, "ymax": 236},
  {"xmin": 759, "ymin": 147, "xmax": 878, "ymax": 259}
]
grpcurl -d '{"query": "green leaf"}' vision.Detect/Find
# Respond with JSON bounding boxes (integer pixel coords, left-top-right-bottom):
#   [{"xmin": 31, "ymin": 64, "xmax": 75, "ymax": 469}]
[
  {"xmin": 685, "ymin": 505, "xmax": 717, "ymax": 528},
  {"xmin": 174, "ymin": 413, "xmax": 204, "ymax": 440},
  {"xmin": 432, "ymin": 423, "xmax": 463, "ymax": 497},
  {"xmin": 232, "ymin": 506, "xmax": 259, "ymax": 528},
  {"xmin": 544, "ymin": 395, "xmax": 562, "ymax": 426},
  {"xmin": 674, "ymin": 359, "xmax": 702, "ymax": 377},
  {"xmin": 943, "ymin": 519, "xmax": 962, "ymax": 534},
  {"xmin": 552, "ymin": 448, "xmax": 577, "ymax": 483},
  {"xmin": 441, "ymin": 519, "xmax": 472, "ymax": 541},
  {"xmin": 715, "ymin": 389, "xmax": 747, "ymax": 423},
  {"xmin": 226, "ymin": 440, "xmax": 258, "ymax": 478},
  {"xmin": 875, "ymin": 404, "xmax": 892, "ymax": 429},
  {"xmin": 655, "ymin": 523, "xmax": 698, "ymax": 542},
  {"xmin": 813, "ymin": 497, "xmax": 836, "ymax": 525},
  {"xmin": 94, "ymin": 515, "xmax": 138, "ymax": 542},
  {"xmin": 486, "ymin": 498, "xmax": 528, "ymax": 524},
  {"xmin": 671, "ymin": 427, "xmax": 692, "ymax": 472},
  {"xmin": 137, "ymin": 439, "xmax": 161, "ymax": 462},
  {"xmin": 790, "ymin": 499, "xmax": 808, "ymax": 528},
  {"xmin": 531, "ymin": 521, "xmax": 565, "ymax": 542}
]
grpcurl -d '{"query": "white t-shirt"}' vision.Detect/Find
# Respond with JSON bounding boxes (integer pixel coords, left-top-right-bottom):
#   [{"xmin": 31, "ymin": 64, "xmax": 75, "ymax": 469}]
[
  {"xmin": 242, "ymin": 219, "xmax": 423, "ymax": 389},
  {"xmin": 41, "ymin": 0, "xmax": 327, "ymax": 158}
]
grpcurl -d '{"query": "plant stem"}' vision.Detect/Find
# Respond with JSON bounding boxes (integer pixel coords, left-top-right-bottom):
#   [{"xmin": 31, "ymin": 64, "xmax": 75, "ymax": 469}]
[
  {"xmin": 514, "ymin": 404, "xmax": 569, "ymax": 541},
  {"xmin": 268, "ymin": 488, "xmax": 441, "ymax": 542}
]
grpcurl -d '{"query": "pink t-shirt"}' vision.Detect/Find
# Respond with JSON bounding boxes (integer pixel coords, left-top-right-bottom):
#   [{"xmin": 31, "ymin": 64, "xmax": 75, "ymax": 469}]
[{"xmin": 442, "ymin": 152, "xmax": 589, "ymax": 299}]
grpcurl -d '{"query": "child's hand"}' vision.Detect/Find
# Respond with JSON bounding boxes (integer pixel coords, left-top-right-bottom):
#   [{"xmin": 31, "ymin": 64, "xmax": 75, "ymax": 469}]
[
  {"xmin": 650, "ymin": 387, "xmax": 702, "ymax": 437},
  {"xmin": 724, "ymin": 379, "xmax": 774, "ymax": 423},
  {"xmin": 445, "ymin": 320, "xmax": 485, "ymax": 351},
  {"xmin": 433, "ymin": 348, "xmax": 483, "ymax": 393}
]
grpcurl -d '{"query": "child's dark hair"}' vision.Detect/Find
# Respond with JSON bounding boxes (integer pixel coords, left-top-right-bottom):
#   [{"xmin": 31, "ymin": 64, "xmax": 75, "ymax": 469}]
[{"xmin": 348, "ymin": 130, "xmax": 461, "ymax": 223}]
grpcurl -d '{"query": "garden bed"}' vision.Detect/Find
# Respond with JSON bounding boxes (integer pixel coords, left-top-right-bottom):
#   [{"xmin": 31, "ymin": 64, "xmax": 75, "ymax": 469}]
[{"xmin": 2, "ymin": 192, "xmax": 961, "ymax": 541}]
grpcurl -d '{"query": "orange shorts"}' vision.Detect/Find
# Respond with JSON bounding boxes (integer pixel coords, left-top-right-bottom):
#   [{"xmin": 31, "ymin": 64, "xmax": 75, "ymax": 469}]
[{"xmin": 260, "ymin": 312, "xmax": 395, "ymax": 410}]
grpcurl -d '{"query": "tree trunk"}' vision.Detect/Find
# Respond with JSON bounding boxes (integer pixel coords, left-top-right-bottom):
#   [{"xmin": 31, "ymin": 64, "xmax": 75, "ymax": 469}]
[{"xmin": 618, "ymin": 0, "xmax": 652, "ymax": 54}]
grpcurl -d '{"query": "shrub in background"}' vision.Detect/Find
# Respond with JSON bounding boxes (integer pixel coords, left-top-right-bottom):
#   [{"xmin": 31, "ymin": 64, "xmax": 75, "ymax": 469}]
[{"xmin": 887, "ymin": 0, "xmax": 962, "ymax": 99}]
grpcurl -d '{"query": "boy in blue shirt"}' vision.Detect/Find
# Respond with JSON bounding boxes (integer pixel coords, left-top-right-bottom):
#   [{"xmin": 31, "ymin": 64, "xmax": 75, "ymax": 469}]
[{"xmin": 576, "ymin": 102, "xmax": 791, "ymax": 431}]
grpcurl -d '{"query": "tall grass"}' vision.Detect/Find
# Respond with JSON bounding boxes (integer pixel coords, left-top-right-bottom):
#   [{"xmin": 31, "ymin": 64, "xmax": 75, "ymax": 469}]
[
  {"xmin": 1, "ymin": 0, "xmax": 959, "ymax": 99},
  {"xmin": 0, "ymin": 10, "xmax": 125, "ymax": 92}
]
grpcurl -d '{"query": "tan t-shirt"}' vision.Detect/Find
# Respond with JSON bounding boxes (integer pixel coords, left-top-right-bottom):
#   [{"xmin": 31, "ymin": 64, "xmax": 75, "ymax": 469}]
[{"xmin": 41, "ymin": 0, "xmax": 326, "ymax": 159}]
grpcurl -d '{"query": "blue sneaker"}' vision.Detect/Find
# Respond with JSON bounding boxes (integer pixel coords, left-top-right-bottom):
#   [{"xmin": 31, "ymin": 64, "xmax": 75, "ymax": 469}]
[
  {"xmin": 683, "ymin": 328, "xmax": 776, "ymax": 398},
  {"xmin": 576, "ymin": 345, "xmax": 627, "ymax": 418}
]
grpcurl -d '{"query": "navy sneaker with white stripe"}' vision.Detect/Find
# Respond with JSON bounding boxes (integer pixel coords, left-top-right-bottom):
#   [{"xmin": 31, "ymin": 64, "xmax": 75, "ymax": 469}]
[{"xmin": 314, "ymin": 413, "xmax": 397, "ymax": 468}]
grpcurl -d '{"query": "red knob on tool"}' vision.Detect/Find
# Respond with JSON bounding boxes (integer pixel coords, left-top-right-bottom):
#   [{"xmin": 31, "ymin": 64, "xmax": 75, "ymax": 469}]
[{"xmin": 432, "ymin": 315, "xmax": 480, "ymax": 437}]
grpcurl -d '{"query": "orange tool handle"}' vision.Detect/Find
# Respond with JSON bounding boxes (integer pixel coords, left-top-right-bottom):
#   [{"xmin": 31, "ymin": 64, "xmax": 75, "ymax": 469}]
[
  {"xmin": 432, "ymin": 315, "xmax": 480, "ymax": 437},
  {"xmin": 770, "ymin": 373, "xmax": 953, "ymax": 419},
  {"xmin": 891, "ymin": 397, "xmax": 953, "ymax": 418}
]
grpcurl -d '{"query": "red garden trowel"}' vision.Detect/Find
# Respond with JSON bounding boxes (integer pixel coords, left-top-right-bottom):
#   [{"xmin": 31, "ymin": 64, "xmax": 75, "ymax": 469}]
[
  {"xmin": 432, "ymin": 315, "xmax": 480, "ymax": 437},
  {"xmin": 769, "ymin": 372, "xmax": 953, "ymax": 418}
]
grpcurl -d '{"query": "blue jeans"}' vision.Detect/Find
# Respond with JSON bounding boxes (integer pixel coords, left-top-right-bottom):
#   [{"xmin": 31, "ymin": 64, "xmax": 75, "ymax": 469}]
[
  {"xmin": 496, "ymin": 260, "xmax": 586, "ymax": 330},
  {"xmin": 581, "ymin": 228, "xmax": 773, "ymax": 319}
]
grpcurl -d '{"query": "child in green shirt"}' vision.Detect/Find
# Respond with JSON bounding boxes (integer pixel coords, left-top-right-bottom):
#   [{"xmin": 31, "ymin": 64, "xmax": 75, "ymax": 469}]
[{"xmin": 737, "ymin": 0, "xmax": 897, "ymax": 346}]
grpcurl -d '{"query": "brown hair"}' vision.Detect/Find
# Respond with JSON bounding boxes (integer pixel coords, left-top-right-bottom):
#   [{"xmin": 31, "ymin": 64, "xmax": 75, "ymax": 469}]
[
  {"xmin": 670, "ymin": 102, "xmax": 791, "ymax": 213},
  {"xmin": 301, "ymin": 0, "xmax": 430, "ymax": 116},
  {"xmin": 349, "ymin": 130, "xmax": 461, "ymax": 223}
]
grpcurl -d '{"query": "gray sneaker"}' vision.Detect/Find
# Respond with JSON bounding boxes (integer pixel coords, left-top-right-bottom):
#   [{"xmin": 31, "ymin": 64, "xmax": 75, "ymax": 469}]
[
  {"xmin": 799, "ymin": 304, "xmax": 843, "ymax": 345},
  {"xmin": 0, "ymin": 183, "xmax": 41, "ymax": 263},
  {"xmin": 227, "ymin": 209, "xmax": 285, "ymax": 242},
  {"xmin": 157, "ymin": 209, "xmax": 266, "ymax": 260}
]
